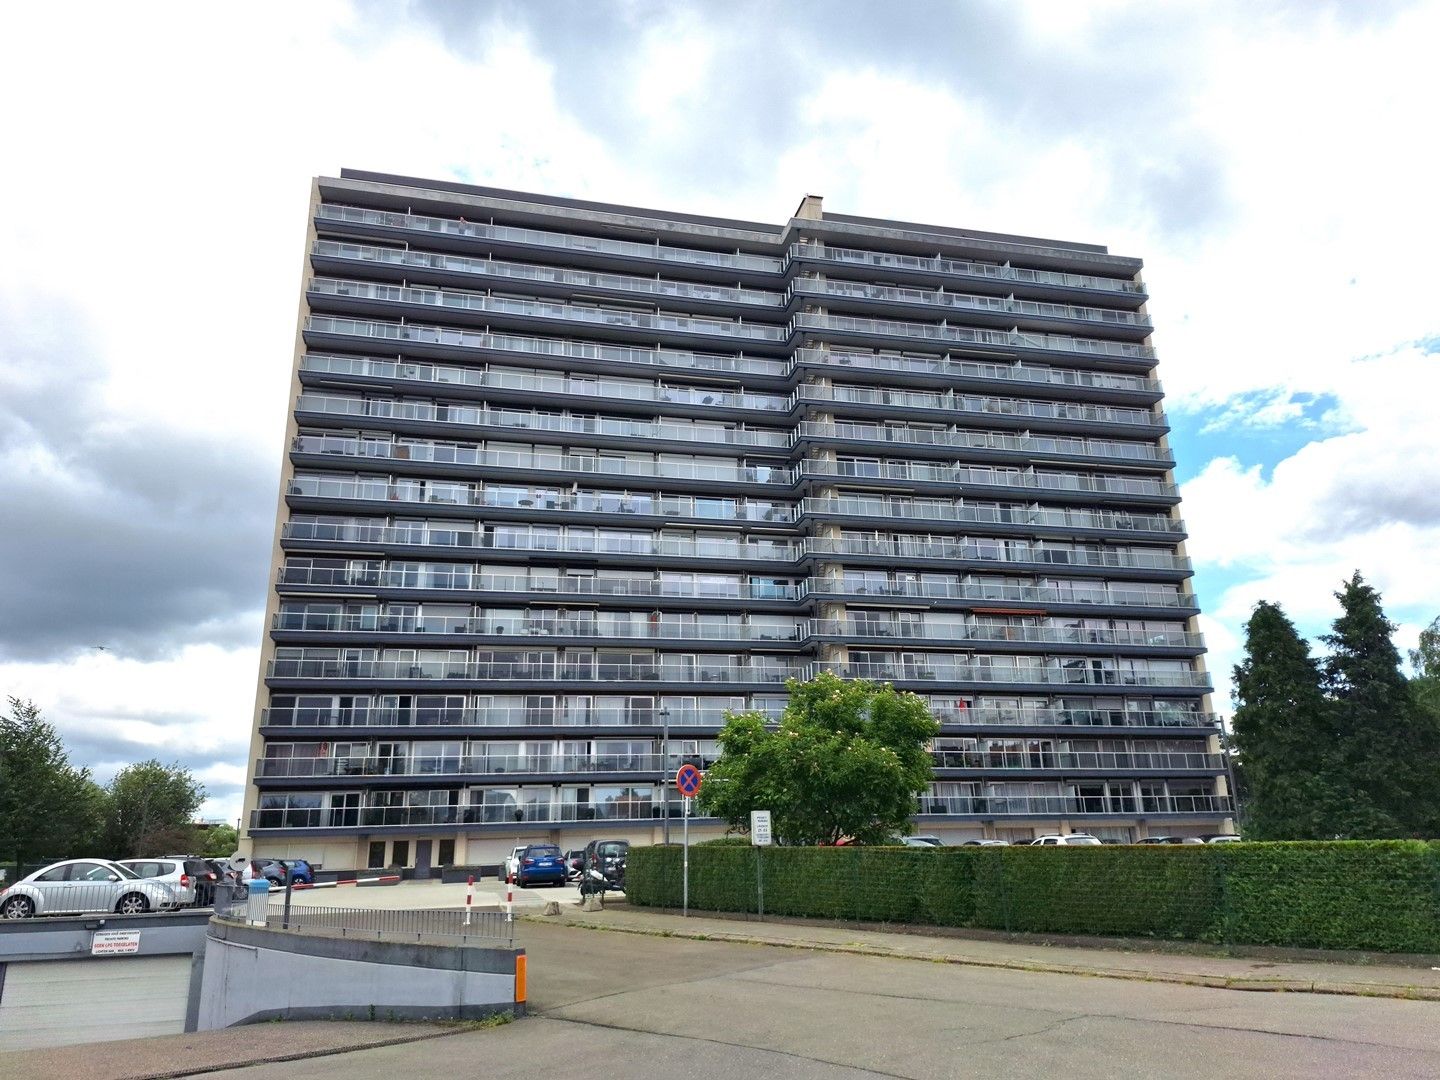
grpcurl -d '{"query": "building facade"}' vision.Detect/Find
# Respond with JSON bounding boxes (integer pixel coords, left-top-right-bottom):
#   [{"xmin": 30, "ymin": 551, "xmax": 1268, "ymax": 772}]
[{"xmin": 241, "ymin": 170, "xmax": 1232, "ymax": 873}]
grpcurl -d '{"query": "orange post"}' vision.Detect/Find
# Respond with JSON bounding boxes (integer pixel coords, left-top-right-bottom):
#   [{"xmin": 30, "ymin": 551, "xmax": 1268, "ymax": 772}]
[{"xmin": 514, "ymin": 953, "xmax": 528, "ymax": 1003}]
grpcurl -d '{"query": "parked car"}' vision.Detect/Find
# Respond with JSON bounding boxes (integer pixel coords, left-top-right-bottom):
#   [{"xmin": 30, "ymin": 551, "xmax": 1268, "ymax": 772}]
[
  {"xmin": 501, "ymin": 845, "xmax": 527, "ymax": 883},
  {"xmin": 118, "ymin": 858, "xmax": 200, "ymax": 906},
  {"xmin": 242, "ymin": 858, "xmax": 314, "ymax": 886},
  {"xmin": 0, "ymin": 859, "xmax": 180, "ymax": 918},
  {"xmin": 961, "ymin": 839, "xmax": 1009, "ymax": 846},
  {"xmin": 900, "ymin": 835, "xmax": 943, "ymax": 848},
  {"xmin": 1205, "ymin": 835, "xmax": 1243, "ymax": 844},
  {"xmin": 583, "ymin": 839, "xmax": 630, "ymax": 889},
  {"xmin": 1135, "ymin": 836, "xmax": 1182, "ymax": 845},
  {"xmin": 564, "ymin": 849, "xmax": 586, "ymax": 881},
  {"xmin": 513, "ymin": 844, "xmax": 567, "ymax": 888},
  {"xmin": 1030, "ymin": 834, "xmax": 1103, "ymax": 846}
]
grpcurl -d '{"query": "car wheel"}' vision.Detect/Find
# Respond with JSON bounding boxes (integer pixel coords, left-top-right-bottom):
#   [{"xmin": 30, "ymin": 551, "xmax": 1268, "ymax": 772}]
[
  {"xmin": 1, "ymin": 895, "xmax": 35, "ymax": 919},
  {"xmin": 116, "ymin": 892, "xmax": 151, "ymax": 915}
]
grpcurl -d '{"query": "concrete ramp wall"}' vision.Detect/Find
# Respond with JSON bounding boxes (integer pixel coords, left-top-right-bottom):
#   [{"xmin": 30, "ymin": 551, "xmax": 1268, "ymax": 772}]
[{"xmin": 199, "ymin": 919, "xmax": 522, "ymax": 1028}]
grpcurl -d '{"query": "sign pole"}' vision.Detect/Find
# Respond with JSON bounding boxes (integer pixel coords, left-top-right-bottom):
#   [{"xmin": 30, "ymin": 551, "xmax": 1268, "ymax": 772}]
[
  {"xmin": 682, "ymin": 792, "xmax": 690, "ymax": 917},
  {"xmin": 749, "ymin": 809, "xmax": 772, "ymax": 919}
]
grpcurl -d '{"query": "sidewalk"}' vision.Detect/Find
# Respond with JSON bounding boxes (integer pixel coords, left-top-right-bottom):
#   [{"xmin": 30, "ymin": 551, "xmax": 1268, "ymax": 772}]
[{"xmin": 536, "ymin": 903, "xmax": 1440, "ymax": 1000}]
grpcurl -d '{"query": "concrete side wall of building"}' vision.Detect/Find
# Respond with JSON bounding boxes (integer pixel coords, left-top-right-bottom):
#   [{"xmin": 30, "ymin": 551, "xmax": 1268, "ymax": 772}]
[{"xmin": 198, "ymin": 919, "xmax": 522, "ymax": 1028}]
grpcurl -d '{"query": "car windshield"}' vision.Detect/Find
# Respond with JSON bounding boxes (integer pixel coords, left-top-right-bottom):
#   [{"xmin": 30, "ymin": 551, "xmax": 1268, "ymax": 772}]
[{"xmin": 528, "ymin": 846, "xmax": 561, "ymax": 856}]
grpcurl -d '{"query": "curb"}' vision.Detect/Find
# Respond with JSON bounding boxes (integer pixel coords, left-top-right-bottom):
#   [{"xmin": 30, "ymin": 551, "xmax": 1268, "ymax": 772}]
[{"xmin": 532, "ymin": 916, "xmax": 1440, "ymax": 1002}]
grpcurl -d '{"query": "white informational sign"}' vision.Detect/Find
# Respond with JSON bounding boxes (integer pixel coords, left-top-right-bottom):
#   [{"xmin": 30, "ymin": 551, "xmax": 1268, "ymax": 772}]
[
  {"xmin": 750, "ymin": 810, "xmax": 773, "ymax": 846},
  {"xmin": 91, "ymin": 930, "xmax": 142, "ymax": 956}
]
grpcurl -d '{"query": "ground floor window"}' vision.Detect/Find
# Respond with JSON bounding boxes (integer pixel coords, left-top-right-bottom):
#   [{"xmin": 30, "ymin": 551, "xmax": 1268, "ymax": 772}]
[
  {"xmin": 438, "ymin": 839, "xmax": 456, "ymax": 866},
  {"xmin": 367, "ymin": 841, "xmax": 385, "ymax": 869},
  {"xmin": 392, "ymin": 840, "xmax": 410, "ymax": 867}
]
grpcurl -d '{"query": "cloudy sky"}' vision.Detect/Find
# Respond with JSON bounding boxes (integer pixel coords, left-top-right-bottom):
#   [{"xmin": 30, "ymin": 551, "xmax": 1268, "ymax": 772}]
[{"xmin": 2, "ymin": 0, "xmax": 1437, "ymax": 824}]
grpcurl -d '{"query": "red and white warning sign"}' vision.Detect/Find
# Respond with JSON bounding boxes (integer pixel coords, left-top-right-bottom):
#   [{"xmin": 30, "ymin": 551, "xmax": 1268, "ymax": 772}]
[{"xmin": 91, "ymin": 930, "xmax": 142, "ymax": 955}]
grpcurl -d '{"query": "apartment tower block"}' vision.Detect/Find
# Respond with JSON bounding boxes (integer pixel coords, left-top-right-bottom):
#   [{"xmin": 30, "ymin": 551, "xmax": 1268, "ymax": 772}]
[{"xmin": 242, "ymin": 169, "xmax": 1231, "ymax": 874}]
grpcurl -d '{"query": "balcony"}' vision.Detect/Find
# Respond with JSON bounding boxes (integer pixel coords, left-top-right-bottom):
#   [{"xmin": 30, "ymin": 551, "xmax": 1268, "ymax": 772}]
[
  {"xmin": 299, "ymin": 354, "xmax": 792, "ymax": 415},
  {"xmin": 303, "ymin": 316, "xmax": 790, "ymax": 383},
  {"xmin": 789, "ymin": 279, "xmax": 1153, "ymax": 339},
  {"xmin": 927, "ymin": 707, "xmax": 1218, "ymax": 730},
  {"xmin": 312, "ymin": 239, "xmax": 784, "ymax": 311},
  {"xmin": 928, "ymin": 749, "xmax": 1224, "ymax": 772},
  {"xmin": 795, "ymin": 347, "xmax": 1159, "ymax": 397},
  {"xmin": 795, "ymin": 460, "xmax": 1179, "ymax": 503},
  {"xmin": 802, "ymin": 577, "xmax": 1198, "ymax": 612},
  {"xmin": 787, "ymin": 242, "xmax": 1147, "ymax": 302},
  {"xmin": 266, "ymin": 658, "xmax": 807, "ymax": 685},
  {"xmin": 316, "ymin": 203, "xmax": 785, "ymax": 277},
  {"xmin": 794, "ymin": 421, "xmax": 1167, "ymax": 467},
  {"xmin": 791, "ymin": 313, "xmax": 1156, "ymax": 366},
  {"xmin": 916, "ymin": 794, "xmax": 1232, "ymax": 818},
  {"xmin": 272, "ymin": 610, "xmax": 806, "ymax": 645},
  {"xmin": 799, "ymin": 496, "xmax": 1184, "ymax": 538},
  {"xmin": 250, "ymin": 799, "xmax": 673, "ymax": 831},
  {"xmin": 260, "ymin": 705, "xmax": 774, "ymax": 731},
  {"xmin": 815, "ymin": 661, "xmax": 1211, "ymax": 691},
  {"xmin": 796, "ymin": 384, "xmax": 1161, "ymax": 436},
  {"xmin": 308, "ymin": 277, "xmax": 788, "ymax": 351},
  {"xmin": 255, "ymin": 751, "xmax": 677, "ymax": 780},
  {"xmin": 800, "ymin": 536, "xmax": 1190, "ymax": 574},
  {"xmin": 277, "ymin": 565, "xmax": 802, "ymax": 604},
  {"xmin": 813, "ymin": 619, "xmax": 1203, "ymax": 651}
]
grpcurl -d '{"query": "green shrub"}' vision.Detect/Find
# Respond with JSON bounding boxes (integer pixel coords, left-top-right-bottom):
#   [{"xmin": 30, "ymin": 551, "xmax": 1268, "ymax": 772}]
[{"xmin": 626, "ymin": 840, "xmax": 1440, "ymax": 953}]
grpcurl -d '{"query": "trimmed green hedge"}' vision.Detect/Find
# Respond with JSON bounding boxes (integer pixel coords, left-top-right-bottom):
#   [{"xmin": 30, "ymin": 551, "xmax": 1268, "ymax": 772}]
[{"xmin": 626, "ymin": 840, "xmax": 1440, "ymax": 953}]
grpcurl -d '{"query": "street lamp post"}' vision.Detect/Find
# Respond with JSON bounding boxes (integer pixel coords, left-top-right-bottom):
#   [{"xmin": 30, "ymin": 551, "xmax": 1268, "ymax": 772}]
[{"xmin": 660, "ymin": 707, "xmax": 671, "ymax": 845}]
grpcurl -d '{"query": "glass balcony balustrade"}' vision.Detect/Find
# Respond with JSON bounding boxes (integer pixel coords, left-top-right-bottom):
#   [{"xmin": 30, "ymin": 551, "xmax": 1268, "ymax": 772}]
[
  {"xmin": 790, "ymin": 279, "xmax": 1152, "ymax": 330},
  {"xmin": 309, "ymin": 277, "xmax": 788, "ymax": 344},
  {"xmin": 260, "ymin": 703, "xmax": 777, "ymax": 729},
  {"xmin": 796, "ymin": 459, "xmax": 1177, "ymax": 499},
  {"xmin": 304, "ymin": 316, "xmax": 789, "ymax": 379},
  {"xmin": 801, "ymin": 536, "xmax": 1189, "ymax": 572},
  {"xmin": 792, "ymin": 313, "xmax": 1155, "ymax": 363},
  {"xmin": 267, "ymin": 657, "xmax": 807, "ymax": 683},
  {"xmin": 272, "ymin": 610, "xmax": 805, "ymax": 643},
  {"xmin": 917, "ymin": 794, "xmax": 1231, "ymax": 816},
  {"xmin": 799, "ymin": 496, "xmax": 1183, "ymax": 535},
  {"xmin": 794, "ymin": 421, "xmax": 1164, "ymax": 464},
  {"xmin": 295, "ymin": 398, "xmax": 791, "ymax": 449},
  {"xmin": 256, "ymin": 751, "xmax": 677, "ymax": 779},
  {"xmin": 928, "ymin": 748, "xmax": 1222, "ymax": 771},
  {"xmin": 814, "ymin": 661, "xmax": 1210, "ymax": 689},
  {"xmin": 795, "ymin": 347, "xmax": 1159, "ymax": 394},
  {"xmin": 300, "ymin": 354, "xmax": 792, "ymax": 413},
  {"xmin": 814, "ymin": 619, "xmax": 1201, "ymax": 649},
  {"xmin": 317, "ymin": 203, "xmax": 785, "ymax": 274},
  {"xmin": 788, "ymin": 242, "xmax": 1146, "ymax": 296}
]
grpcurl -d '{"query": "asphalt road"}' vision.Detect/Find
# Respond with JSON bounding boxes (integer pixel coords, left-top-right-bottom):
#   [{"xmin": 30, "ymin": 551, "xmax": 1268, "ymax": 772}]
[{"xmin": 210, "ymin": 921, "xmax": 1440, "ymax": 1079}]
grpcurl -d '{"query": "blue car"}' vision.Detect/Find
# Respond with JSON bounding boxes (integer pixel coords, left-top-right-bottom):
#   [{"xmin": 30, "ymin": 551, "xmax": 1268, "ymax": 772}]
[{"xmin": 515, "ymin": 844, "xmax": 566, "ymax": 887}]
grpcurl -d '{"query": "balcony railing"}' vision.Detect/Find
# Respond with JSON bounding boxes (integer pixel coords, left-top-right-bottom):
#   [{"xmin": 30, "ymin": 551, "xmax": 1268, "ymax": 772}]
[
  {"xmin": 286, "ymin": 475, "xmax": 798, "ymax": 524},
  {"xmin": 304, "ymin": 316, "xmax": 789, "ymax": 379},
  {"xmin": 795, "ymin": 347, "xmax": 1159, "ymax": 394},
  {"xmin": 795, "ymin": 421, "xmax": 1164, "ymax": 464},
  {"xmin": 300, "ymin": 354, "xmax": 792, "ymax": 413},
  {"xmin": 317, "ymin": 203, "xmax": 785, "ymax": 273},
  {"xmin": 250, "ymin": 800, "xmax": 666, "ymax": 830},
  {"xmin": 267, "ymin": 658, "xmax": 807, "ymax": 683},
  {"xmin": 295, "ymin": 398, "xmax": 792, "ymax": 449},
  {"xmin": 816, "ymin": 662, "xmax": 1210, "ymax": 689},
  {"xmin": 928, "ymin": 707, "xmax": 1217, "ymax": 730},
  {"xmin": 287, "ymin": 438, "xmax": 790, "ymax": 487},
  {"xmin": 918, "ymin": 794, "xmax": 1231, "ymax": 816},
  {"xmin": 273, "ymin": 611, "xmax": 805, "ymax": 643},
  {"xmin": 260, "ymin": 705, "xmax": 774, "ymax": 729},
  {"xmin": 791, "ymin": 279, "xmax": 1152, "ymax": 329},
  {"xmin": 256, "ymin": 752, "xmax": 680, "ymax": 779},
  {"xmin": 803, "ymin": 578, "xmax": 1196, "ymax": 610},
  {"xmin": 310, "ymin": 278, "xmax": 787, "ymax": 344},
  {"xmin": 929, "ymin": 749, "xmax": 1222, "ymax": 771},
  {"xmin": 797, "ymin": 383, "xmax": 1159, "ymax": 429},
  {"xmin": 788, "ymin": 242, "xmax": 1146, "ymax": 295},
  {"xmin": 814, "ymin": 620, "xmax": 1201, "ymax": 649},
  {"xmin": 796, "ymin": 459, "xmax": 1176, "ymax": 499},
  {"xmin": 277, "ymin": 565, "xmax": 801, "ymax": 601},
  {"xmin": 792, "ymin": 313, "xmax": 1156, "ymax": 362},
  {"xmin": 801, "ymin": 536, "xmax": 1189, "ymax": 572},
  {"xmin": 313, "ymin": 240, "xmax": 784, "ymax": 308},
  {"xmin": 800, "ymin": 496, "xmax": 1183, "ymax": 534}
]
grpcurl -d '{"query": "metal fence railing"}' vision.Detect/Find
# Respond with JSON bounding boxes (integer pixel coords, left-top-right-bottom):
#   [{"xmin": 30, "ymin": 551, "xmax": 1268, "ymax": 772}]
[{"xmin": 212, "ymin": 883, "xmax": 514, "ymax": 945}]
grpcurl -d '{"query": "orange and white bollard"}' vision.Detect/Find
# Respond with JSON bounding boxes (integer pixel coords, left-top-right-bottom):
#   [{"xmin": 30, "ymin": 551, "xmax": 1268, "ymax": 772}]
[
  {"xmin": 464, "ymin": 874, "xmax": 474, "ymax": 927},
  {"xmin": 506, "ymin": 878, "xmax": 514, "ymax": 920}
]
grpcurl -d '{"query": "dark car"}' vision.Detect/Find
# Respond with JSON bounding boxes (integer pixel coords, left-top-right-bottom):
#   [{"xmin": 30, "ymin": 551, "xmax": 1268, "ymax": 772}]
[
  {"xmin": 583, "ymin": 839, "xmax": 629, "ymax": 890},
  {"xmin": 515, "ymin": 844, "xmax": 566, "ymax": 888},
  {"xmin": 1136, "ymin": 836, "xmax": 1182, "ymax": 845}
]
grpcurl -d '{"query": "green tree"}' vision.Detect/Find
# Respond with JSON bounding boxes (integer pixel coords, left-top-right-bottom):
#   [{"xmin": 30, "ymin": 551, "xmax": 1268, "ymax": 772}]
[
  {"xmin": 105, "ymin": 760, "xmax": 206, "ymax": 858},
  {"xmin": 1322, "ymin": 573, "xmax": 1440, "ymax": 837},
  {"xmin": 1229, "ymin": 601, "xmax": 1341, "ymax": 839},
  {"xmin": 0, "ymin": 697, "xmax": 107, "ymax": 865},
  {"xmin": 1408, "ymin": 616, "xmax": 1440, "ymax": 720},
  {"xmin": 199, "ymin": 823, "xmax": 239, "ymax": 858},
  {"xmin": 697, "ymin": 673, "xmax": 938, "ymax": 846}
]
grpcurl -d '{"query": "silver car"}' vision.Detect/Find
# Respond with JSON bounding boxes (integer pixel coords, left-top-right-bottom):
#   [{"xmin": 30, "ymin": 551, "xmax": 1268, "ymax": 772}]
[
  {"xmin": 118, "ymin": 858, "xmax": 200, "ymax": 906},
  {"xmin": 0, "ymin": 859, "xmax": 180, "ymax": 918}
]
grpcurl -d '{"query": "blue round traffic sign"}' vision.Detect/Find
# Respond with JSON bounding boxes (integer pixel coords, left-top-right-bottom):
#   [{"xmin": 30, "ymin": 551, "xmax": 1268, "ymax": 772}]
[{"xmin": 675, "ymin": 763, "xmax": 702, "ymax": 797}]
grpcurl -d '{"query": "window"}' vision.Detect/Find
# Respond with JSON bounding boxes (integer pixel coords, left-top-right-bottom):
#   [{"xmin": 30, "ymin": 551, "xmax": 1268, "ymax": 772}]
[
  {"xmin": 438, "ymin": 839, "xmax": 456, "ymax": 866},
  {"xmin": 391, "ymin": 840, "xmax": 410, "ymax": 867},
  {"xmin": 367, "ymin": 841, "xmax": 386, "ymax": 869}
]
